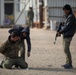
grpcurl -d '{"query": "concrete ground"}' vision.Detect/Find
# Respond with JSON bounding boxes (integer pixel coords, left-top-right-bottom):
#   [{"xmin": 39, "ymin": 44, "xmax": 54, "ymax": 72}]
[{"xmin": 0, "ymin": 28, "xmax": 76, "ymax": 75}]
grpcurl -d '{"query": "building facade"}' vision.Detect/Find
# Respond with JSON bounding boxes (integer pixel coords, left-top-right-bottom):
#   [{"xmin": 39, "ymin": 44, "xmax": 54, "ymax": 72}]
[
  {"xmin": 0, "ymin": 0, "xmax": 41, "ymax": 27},
  {"xmin": 0, "ymin": 0, "xmax": 76, "ymax": 27},
  {"xmin": 44, "ymin": 0, "xmax": 76, "ymax": 27}
]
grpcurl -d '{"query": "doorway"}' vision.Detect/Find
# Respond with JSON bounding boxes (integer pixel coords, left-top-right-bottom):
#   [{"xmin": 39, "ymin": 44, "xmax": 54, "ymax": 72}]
[{"xmin": 4, "ymin": 3, "xmax": 14, "ymax": 25}]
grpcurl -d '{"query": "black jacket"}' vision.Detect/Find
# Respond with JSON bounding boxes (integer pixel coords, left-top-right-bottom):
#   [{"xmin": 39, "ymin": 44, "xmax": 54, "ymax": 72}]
[
  {"xmin": 58, "ymin": 13, "xmax": 76, "ymax": 38},
  {"xmin": 8, "ymin": 26, "xmax": 31, "ymax": 52}
]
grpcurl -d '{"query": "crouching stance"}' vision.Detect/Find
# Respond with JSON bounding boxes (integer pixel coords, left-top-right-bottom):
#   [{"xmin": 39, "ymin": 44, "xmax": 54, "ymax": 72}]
[{"xmin": 0, "ymin": 31, "xmax": 28, "ymax": 69}]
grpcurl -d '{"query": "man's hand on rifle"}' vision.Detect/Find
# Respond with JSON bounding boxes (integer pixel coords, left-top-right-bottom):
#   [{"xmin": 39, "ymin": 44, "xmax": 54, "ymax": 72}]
[
  {"xmin": 53, "ymin": 32, "xmax": 61, "ymax": 44},
  {"xmin": 56, "ymin": 32, "xmax": 61, "ymax": 37}
]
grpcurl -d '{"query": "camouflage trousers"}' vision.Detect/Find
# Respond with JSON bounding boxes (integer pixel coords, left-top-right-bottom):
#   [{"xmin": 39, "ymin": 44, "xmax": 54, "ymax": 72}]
[
  {"xmin": 28, "ymin": 19, "xmax": 33, "ymax": 28},
  {"xmin": 63, "ymin": 37, "xmax": 72, "ymax": 64},
  {"xmin": 1, "ymin": 57, "xmax": 28, "ymax": 69}
]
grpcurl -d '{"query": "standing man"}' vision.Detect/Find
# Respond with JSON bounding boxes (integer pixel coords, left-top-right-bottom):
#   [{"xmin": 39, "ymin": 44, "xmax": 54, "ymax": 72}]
[
  {"xmin": 27, "ymin": 7, "xmax": 34, "ymax": 28},
  {"xmin": 56, "ymin": 4, "xmax": 76, "ymax": 69},
  {"xmin": 0, "ymin": 31, "xmax": 28, "ymax": 69}
]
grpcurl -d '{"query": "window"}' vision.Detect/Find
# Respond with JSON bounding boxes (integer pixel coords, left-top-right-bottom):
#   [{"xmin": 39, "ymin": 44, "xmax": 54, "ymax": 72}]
[{"xmin": 17, "ymin": 0, "xmax": 26, "ymax": 12}]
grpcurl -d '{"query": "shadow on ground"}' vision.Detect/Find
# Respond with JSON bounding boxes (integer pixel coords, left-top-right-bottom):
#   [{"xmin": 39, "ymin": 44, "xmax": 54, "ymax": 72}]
[{"xmin": 29, "ymin": 67, "xmax": 76, "ymax": 73}]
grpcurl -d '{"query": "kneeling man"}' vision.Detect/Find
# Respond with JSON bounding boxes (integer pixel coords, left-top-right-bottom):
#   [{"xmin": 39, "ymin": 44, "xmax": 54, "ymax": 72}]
[{"xmin": 0, "ymin": 31, "xmax": 28, "ymax": 69}]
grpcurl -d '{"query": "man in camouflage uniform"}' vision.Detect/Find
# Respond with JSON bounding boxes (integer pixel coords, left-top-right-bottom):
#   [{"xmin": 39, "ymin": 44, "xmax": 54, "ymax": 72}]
[
  {"xmin": 0, "ymin": 31, "xmax": 28, "ymax": 69},
  {"xmin": 27, "ymin": 7, "xmax": 34, "ymax": 28}
]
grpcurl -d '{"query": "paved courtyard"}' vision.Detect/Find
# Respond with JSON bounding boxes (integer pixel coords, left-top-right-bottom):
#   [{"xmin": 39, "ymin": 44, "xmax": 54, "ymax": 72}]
[{"xmin": 0, "ymin": 28, "xmax": 76, "ymax": 75}]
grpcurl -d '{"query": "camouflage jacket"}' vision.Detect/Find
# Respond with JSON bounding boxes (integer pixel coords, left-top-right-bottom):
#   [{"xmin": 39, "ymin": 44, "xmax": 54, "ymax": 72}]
[
  {"xmin": 28, "ymin": 10, "xmax": 34, "ymax": 20},
  {"xmin": 0, "ymin": 39, "xmax": 20, "ymax": 59}
]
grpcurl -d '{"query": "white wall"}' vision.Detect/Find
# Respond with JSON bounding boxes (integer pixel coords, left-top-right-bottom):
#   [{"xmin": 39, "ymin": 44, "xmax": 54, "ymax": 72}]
[
  {"xmin": 14, "ymin": 11, "xmax": 27, "ymax": 25},
  {"xmin": 33, "ymin": 0, "xmax": 40, "ymax": 22},
  {"xmin": 14, "ymin": 0, "xmax": 40, "ymax": 25},
  {"xmin": 14, "ymin": 0, "xmax": 26, "ymax": 25},
  {"xmin": 44, "ymin": 0, "xmax": 47, "ymax": 7}
]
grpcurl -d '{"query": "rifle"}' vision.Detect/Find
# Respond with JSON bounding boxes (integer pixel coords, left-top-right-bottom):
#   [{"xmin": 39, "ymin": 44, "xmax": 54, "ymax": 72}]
[
  {"xmin": 53, "ymin": 33, "xmax": 58, "ymax": 44},
  {"xmin": 53, "ymin": 22, "xmax": 64, "ymax": 44},
  {"xmin": 53, "ymin": 33, "xmax": 61, "ymax": 44}
]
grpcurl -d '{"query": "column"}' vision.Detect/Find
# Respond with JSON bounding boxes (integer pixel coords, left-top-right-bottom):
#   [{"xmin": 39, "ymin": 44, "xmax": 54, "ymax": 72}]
[{"xmin": 1, "ymin": 0, "xmax": 4, "ymax": 26}]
